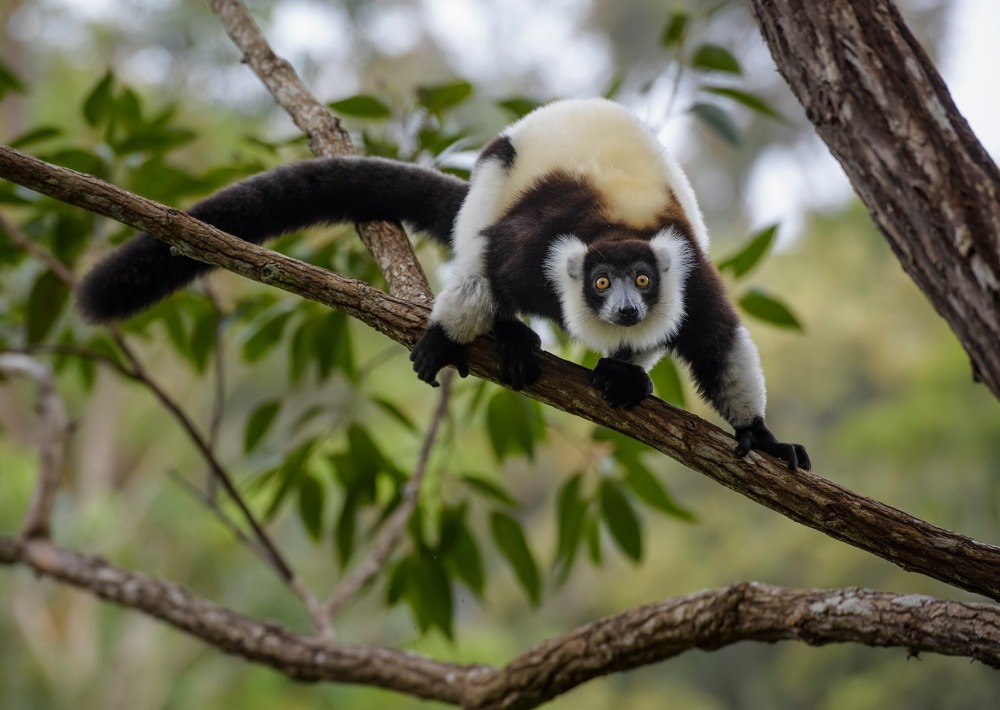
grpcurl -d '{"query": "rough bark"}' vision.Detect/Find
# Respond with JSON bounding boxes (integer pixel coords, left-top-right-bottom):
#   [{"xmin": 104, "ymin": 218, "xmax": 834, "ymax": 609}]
[
  {"xmin": 2, "ymin": 536, "xmax": 998, "ymax": 709},
  {"xmin": 3, "ymin": 144, "xmax": 1000, "ymax": 604},
  {"xmin": 747, "ymin": 0, "xmax": 1000, "ymax": 399}
]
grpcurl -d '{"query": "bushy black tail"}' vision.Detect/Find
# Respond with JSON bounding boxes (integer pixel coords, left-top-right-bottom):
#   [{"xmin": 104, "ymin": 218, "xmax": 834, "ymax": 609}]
[{"xmin": 76, "ymin": 156, "xmax": 469, "ymax": 323}]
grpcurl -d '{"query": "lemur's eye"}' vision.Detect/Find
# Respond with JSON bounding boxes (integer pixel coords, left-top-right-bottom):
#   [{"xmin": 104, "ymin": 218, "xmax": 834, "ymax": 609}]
[
  {"xmin": 595, "ymin": 276, "xmax": 611, "ymax": 290},
  {"xmin": 636, "ymin": 274, "xmax": 650, "ymax": 288}
]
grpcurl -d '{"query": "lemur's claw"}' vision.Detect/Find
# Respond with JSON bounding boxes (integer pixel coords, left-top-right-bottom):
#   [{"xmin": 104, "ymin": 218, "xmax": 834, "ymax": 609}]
[
  {"xmin": 494, "ymin": 319, "xmax": 542, "ymax": 390},
  {"xmin": 734, "ymin": 417, "xmax": 811, "ymax": 471},
  {"xmin": 411, "ymin": 323, "xmax": 468, "ymax": 386},
  {"xmin": 592, "ymin": 358, "xmax": 652, "ymax": 410}
]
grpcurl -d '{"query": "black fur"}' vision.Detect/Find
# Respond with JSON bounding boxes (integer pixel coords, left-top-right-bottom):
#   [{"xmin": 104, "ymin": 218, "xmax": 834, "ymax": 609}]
[
  {"xmin": 493, "ymin": 318, "xmax": 542, "ymax": 390},
  {"xmin": 735, "ymin": 416, "xmax": 811, "ymax": 471},
  {"xmin": 409, "ymin": 322, "xmax": 469, "ymax": 386},
  {"xmin": 76, "ymin": 157, "xmax": 468, "ymax": 323},
  {"xmin": 479, "ymin": 135, "xmax": 517, "ymax": 170},
  {"xmin": 592, "ymin": 358, "xmax": 653, "ymax": 409}
]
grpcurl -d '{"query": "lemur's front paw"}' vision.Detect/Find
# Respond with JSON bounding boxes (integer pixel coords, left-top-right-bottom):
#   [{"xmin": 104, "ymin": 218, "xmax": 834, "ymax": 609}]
[
  {"xmin": 410, "ymin": 323, "xmax": 469, "ymax": 387},
  {"xmin": 592, "ymin": 357, "xmax": 652, "ymax": 409},
  {"xmin": 494, "ymin": 319, "xmax": 541, "ymax": 390},
  {"xmin": 734, "ymin": 417, "xmax": 811, "ymax": 471}
]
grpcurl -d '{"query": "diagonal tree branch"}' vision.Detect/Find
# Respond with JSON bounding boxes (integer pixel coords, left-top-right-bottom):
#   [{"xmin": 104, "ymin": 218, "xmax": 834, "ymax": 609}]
[
  {"xmin": 2, "ymin": 534, "xmax": 998, "ymax": 709},
  {"xmin": 746, "ymin": 0, "xmax": 1000, "ymax": 399},
  {"xmin": 2, "ymin": 144, "xmax": 1000, "ymax": 603},
  {"xmin": 205, "ymin": 0, "xmax": 432, "ymax": 304}
]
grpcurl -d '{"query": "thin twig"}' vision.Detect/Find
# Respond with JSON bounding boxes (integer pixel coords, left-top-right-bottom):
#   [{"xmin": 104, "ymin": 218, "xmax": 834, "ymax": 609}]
[
  {"xmin": 0, "ymin": 354, "xmax": 69, "ymax": 539},
  {"xmin": 322, "ymin": 370, "xmax": 455, "ymax": 627},
  {"xmin": 201, "ymin": 280, "xmax": 228, "ymax": 501}
]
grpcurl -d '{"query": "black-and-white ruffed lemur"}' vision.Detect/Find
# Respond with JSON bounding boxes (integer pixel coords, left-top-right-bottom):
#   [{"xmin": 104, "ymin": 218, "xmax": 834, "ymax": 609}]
[{"xmin": 77, "ymin": 98, "xmax": 810, "ymax": 470}]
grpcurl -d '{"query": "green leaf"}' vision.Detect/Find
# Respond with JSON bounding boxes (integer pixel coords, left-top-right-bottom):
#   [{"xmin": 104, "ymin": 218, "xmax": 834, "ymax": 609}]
[
  {"xmin": 298, "ymin": 473, "xmax": 326, "ymax": 541},
  {"xmin": 264, "ymin": 441, "xmax": 315, "ymax": 520},
  {"xmin": 461, "ymin": 474, "xmax": 518, "ymax": 507},
  {"xmin": 113, "ymin": 127, "xmax": 197, "ymax": 156},
  {"xmin": 9, "ymin": 127, "xmax": 62, "ymax": 150},
  {"xmin": 497, "ymin": 97, "xmax": 544, "ymax": 119},
  {"xmin": 716, "ymin": 224, "xmax": 778, "ymax": 278},
  {"xmin": 490, "ymin": 511, "xmax": 541, "ymax": 606},
  {"xmin": 407, "ymin": 553, "xmax": 454, "ymax": 638},
  {"xmin": 704, "ymin": 86, "xmax": 784, "ymax": 121},
  {"xmin": 335, "ymin": 490, "xmax": 359, "ymax": 567},
  {"xmin": 313, "ymin": 310, "xmax": 353, "ymax": 379},
  {"xmin": 603, "ymin": 75, "xmax": 625, "ymax": 100},
  {"xmin": 600, "ymin": 480, "xmax": 643, "ymax": 562},
  {"xmin": 242, "ymin": 309, "xmax": 293, "ymax": 362},
  {"xmin": 83, "ymin": 71, "xmax": 115, "ymax": 127},
  {"xmin": 690, "ymin": 43, "xmax": 742, "ymax": 74},
  {"xmin": 328, "ymin": 95, "xmax": 392, "ymax": 119},
  {"xmin": 738, "ymin": 289, "xmax": 803, "ymax": 330},
  {"xmin": 661, "ymin": 11, "xmax": 689, "ymax": 48},
  {"xmin": 689, "ymin": 102, "xmax": 741, "ymax": 146},
  {"xmin": 623, "ymin": 465, "xmax": 695, "ymax": 521},
  {"xmin": 0, "ymin": 61, "xmax": 25, "ymax": 99},
  {"xmin": 485, "ymin": 389, "xmax": 544, "ymax": 461},
  {"xmin": 27, "ymin": 270, "xmax": 70, "ymax": 344},
  {"xmin": 372, "ymin": 396, "xmax": 418, "ymax": 432},
  {"xmin": 245, "ymin": 400, "xmax": 281, "ymax": 454},
  {"xmin": 446, "ymin": 524, "xmax": 485, "ymax": 598},
  {"xmin": 650, "ymin": 358, "xmax": 685, "ymax": 407},
  {"xmin": 418, "ymin": 81, "xmax": 473, "ymax": 115},
  {"xmin": 188, "ymin": 311, "xmax": 217, "ymax": 374},
  {"xmin": 554, "ymin": 473, "xmax": 588, "ymax": 581}
]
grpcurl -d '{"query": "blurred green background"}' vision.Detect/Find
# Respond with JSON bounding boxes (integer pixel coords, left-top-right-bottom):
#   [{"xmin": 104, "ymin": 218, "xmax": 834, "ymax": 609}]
[{"xmin": 2, "ymin": 0, "xmax": 999, "ymax": 708}]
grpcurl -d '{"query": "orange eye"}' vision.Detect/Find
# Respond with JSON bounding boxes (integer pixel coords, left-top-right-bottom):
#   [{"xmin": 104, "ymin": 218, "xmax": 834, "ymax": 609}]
[
  {"xmin": 595, "ymin": 277, "xmax": 611, "ymax": 290},
  {"xmin": 636, "ymin": 274, "xmax": 650, "ymax": 288}
]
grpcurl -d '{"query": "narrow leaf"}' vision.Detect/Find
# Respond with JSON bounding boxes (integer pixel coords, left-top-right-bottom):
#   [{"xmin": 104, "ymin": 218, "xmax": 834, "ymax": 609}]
[
  {"xmin": 496, "ymin": 97, "xmax": 544, "ymax": 119},
  {"xmin": 554, "ymin": 473, "xmax": 588, "ymax": 581},
  {"xmin": 461, "ymin": 474, "xmax": 518, "ymax": 507},
  {"xmin": 9, "ymin": 127, "xmax": 62, "ymax": 150},
  {"xmin": 738, "ymin": 289, "xmax": 803, "ymax": 330},
  {"xmin": 408, "ymin": 554, "xmax": 454, "ymax": 638},
  {"xmin": 661, "ymin": 12, "xmax": 689, "ymax": 48},
  {"xmin": 650, "ymin": 358, "xmax": 686, "ymax": 407},
  {"xmin": 83, "ymin": 70, "xmax": 115, "ymax": 127},
  {"xmin": 490, "ymin": 511, "xmax": 541, "ymax": 606},
  {"xmin": 298, "ymin": 473, "xmax": 326, "ymax": 541},
  {"xmin": 245, "ymin": 400, "xmax": 281, "ymax": 454},
  {"xmin": 418, "ymin": 81, "xmax": 473, "ymax": 114},
  {"xmin": 689, "ymin": 103, "xmax": 741, "ymax": 146},
  {"xmin": 716, "ymin": 224, "xmax": 779, "ymax": 278},
  {"xmin": 26, "ymin": 271, "xmax": 70, "ymax": 344},
  {"xmin": 690, "ymin": 43, "xmax": 742, "ymax": 74},
  {"xmin": 600, "ymin": 480, "xmax": 643, "ymax": 562},
  {"xmin": 704, "ymin": 86, "xmax": 784, "ymax": 121},
  {"xmin": 328, "ymin": 95, "xmax": 392, "ymax": 118},
  {"xmin": 623, "ymin": 465, "xmax": 695, "ymax": 521},
  {"xmin": 242, "ymin": 309, "xmax": 293, "ymax": 362}
]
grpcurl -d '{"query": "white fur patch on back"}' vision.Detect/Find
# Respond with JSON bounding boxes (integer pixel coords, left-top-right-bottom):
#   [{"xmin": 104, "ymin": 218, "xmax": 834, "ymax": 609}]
[
  {"xmin": 714, "ymin": 325, "xmax": 767, "ymax": 428},
  {"xmin": 544, "ymin": 229, "xmax": 694, "ymax": 358},
  {"xmin": 501, "ymin": 98, "xmax": 709, "ymax": 252}
]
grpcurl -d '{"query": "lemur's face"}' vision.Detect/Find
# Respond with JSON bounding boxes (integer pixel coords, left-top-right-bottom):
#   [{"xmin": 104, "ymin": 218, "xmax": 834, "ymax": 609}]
[{"xmin": 581, "ymin": 243, "xmax": 662, "ymax": 327}]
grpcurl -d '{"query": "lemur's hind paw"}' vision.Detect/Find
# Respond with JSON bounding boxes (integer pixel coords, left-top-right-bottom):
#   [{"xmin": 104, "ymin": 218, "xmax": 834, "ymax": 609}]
[
  {"xmin": 734, "ymin": 417, "xmax": 811, "ymax": 471},
  {"xmin": 592, "ymin": 357, "xmax": 653, "ymax": 409},
  {"xmin": 494, "ymin": 319, "xmax": 541, "ymax": 390},
  {"xmin": 410, "ymin": 323, "xmax": 469, "ymax": 387}
]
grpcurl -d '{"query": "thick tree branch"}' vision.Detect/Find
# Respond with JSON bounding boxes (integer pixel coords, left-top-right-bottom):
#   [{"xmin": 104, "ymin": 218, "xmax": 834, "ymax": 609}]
[
  {"xmin": 747, "ymin": 0, "xmax": 1000, "ymax": 399},
  {"xmin": 2, "ymin": 144, "xmax": 999, "ymax": 603},
  {"xmin": 1, "ymin": 535, "xmax": 998, "ymax": 709},
  {"xmin": 206, "ymin": 0, "xmax": 432, "ymax": 304}
]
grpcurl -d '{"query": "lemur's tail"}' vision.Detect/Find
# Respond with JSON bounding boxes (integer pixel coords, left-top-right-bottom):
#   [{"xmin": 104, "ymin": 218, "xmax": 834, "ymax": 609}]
[{"xmin": 76, "ymin": 157, "xmax": 469, "ymax": 324}]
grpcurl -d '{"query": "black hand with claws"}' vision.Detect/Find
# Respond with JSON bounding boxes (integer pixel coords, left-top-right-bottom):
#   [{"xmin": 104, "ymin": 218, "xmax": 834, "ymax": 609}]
[
  {"xmin": 493, "ymin": 319, "xmax": 542, "ymax": 390},
  {"xmin": 410, "ymin": 323, "xmax": 468, "ymax": 387},
  {"xmin": 592, "ymin": 357, "xmax": 653, "ymax": 409},
  {"xmin": 734, "ymin": 416, "xmax": 811, "ymax": 471}
]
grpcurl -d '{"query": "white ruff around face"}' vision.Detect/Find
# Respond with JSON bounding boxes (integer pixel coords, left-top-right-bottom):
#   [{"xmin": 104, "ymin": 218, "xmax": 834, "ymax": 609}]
[{"xmin": 544, "ymin": 230, "xmax": 693, "ymax": 358}]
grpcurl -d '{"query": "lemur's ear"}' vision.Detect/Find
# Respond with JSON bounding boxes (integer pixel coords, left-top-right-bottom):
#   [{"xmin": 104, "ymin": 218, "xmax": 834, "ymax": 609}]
[
  {"xmin": 566, "ymin": 249, "xmax": 585, "ymax": 280},
  {"xmin": 649, "ymin": 228, "xmax": 692, "ymax": 274},
  {"xmin": 544, "ymin": 235, "xmax": 588, "ymax": 284}
]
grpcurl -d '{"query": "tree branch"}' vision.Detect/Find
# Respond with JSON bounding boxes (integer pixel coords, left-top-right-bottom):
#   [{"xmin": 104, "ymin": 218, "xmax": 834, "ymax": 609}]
[
  {"xmin": 1, "ymin": 535, "xmax": 998, "ymax": 709},
  {"xmin": 746, "ymin": 0, "xmax": 1000, "ymax": 399},
  {"xmin": 205, "ymin": 0, "xmax": 432, "ymax": 304},
  {"xmin": 2, "ymin": 144, "xmax": 999, "ymax": 603}
]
